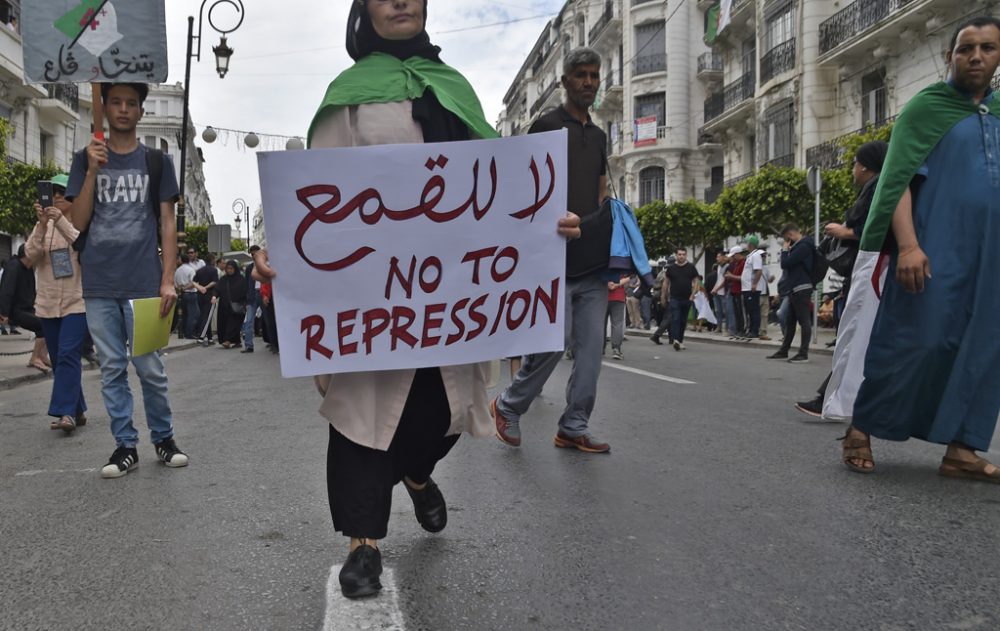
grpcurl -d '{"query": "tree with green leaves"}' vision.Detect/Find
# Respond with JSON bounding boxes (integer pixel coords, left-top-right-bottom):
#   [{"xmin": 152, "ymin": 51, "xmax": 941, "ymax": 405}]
[
  {"xmin": 635, "ymin": 198, "xmax": 728, "ymax": 264},
  {"xmin": 0, "ymin": 119, "xmax": 59, "ymax": 238},
  {"xmin": 713, "ymin": 165, "xmax": 854, "ymax": 238}
]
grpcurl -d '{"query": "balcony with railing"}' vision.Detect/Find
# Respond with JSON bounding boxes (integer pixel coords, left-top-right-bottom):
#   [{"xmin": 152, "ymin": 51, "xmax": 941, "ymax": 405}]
[
  {"xmin": 697, "ymin": 52, "xmax": 723, "ymax": 81},
  {"xmin": 760, "ymin": 38, "xmax": 796, "ymax": 84},
  {"xmin": 805, "ymin": 115, "xmax": 897, "ymax": 169},
  {"xmin": 819, "ymin": 0, "xmax": 918, "ymax": 56},
  {"xmin": 588, "ymin": 1, "xmax": 619, "ymax": 46},
  {"xmin": 704, "ymin": 183, "xmax": 724, "ymax": 203},
  {"xmin": 634, "ymin": 53, "xmax": 667, "ymax": 76},
  {"xmin": 704, "ymin": 71, "xmax": 755, "ymax": 126},
  {"xmin": 697, "ymin": 126, "xmax": 722, "ymax": 149},
  {"xmin": 762, "ymin": 154, "xmax": 795, "ymax": 169},
  {"xmin": 530, "ymin": 81, "xmax": 559, "ymax": 116},
  {"xmin": 725, "ymin": 172, "xmax": 753, "ymax": 188},
  {"xmin": 38, "ymin": 82, "xmax": 80, "ymax": 123}
]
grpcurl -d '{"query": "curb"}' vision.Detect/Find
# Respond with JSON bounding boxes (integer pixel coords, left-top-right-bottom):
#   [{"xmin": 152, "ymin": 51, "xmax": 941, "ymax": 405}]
[
  {"xmin": 624, "ymin": 328, "xmax": 835, "ymax": 358},
  {"xmin": 0, "ymin": 341, "xmax": 203, "ymax": 392}
]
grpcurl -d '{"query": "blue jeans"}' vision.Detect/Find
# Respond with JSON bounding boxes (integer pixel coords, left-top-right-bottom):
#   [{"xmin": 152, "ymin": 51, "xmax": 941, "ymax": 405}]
[
  {"xmin": 182, "ymin": 292, "xmax": 200, "ymax": 339},
  {"xmin": 40, "ymin": 314, "xmax": 88, "ymax": 418},
  {"xmin": 669, "ymin": 298, "xmax": 692, "ymax": 343},
  {"xmin": 242, "ymin": 296, "xmax": 259, "ymax": 350},
  {"xmin": 85, "ymin": 298, "xmax": 175, "ymax": 448},
  {"xmin": 713, "ymin": 294, "xmax": 728, "ymax": 333}
]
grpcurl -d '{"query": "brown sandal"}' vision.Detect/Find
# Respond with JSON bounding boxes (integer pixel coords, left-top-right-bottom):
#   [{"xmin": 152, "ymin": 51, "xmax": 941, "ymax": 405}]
[
  {"xmin": 939, "ymin": 457, "xmax": 1000, "ymax": 484},
  {"xmin": 839, "ymin": 427, "xmax": 875, "ymax": 474}
]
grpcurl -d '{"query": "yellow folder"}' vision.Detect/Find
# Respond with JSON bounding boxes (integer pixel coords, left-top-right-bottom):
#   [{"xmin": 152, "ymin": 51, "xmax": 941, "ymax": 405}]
[{"xmin": 130, "ymin": 297, "xmax": 174, "ymax": 357}]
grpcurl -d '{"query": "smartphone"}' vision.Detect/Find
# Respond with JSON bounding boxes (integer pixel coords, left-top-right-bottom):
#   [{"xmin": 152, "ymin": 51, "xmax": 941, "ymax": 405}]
[{"xmin": 37, "ymin": 180, "xmax": 54, "ymax": 208}]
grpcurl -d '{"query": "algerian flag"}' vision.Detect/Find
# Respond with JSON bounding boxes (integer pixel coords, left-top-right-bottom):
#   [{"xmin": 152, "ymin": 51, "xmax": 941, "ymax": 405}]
[
  {"xmin": 718, "ymin": 0, "xmax": 733, "ymax": 35},
  {"xmin": 53, "ymin": 0, "xmax": 123, "ymax": 58}
]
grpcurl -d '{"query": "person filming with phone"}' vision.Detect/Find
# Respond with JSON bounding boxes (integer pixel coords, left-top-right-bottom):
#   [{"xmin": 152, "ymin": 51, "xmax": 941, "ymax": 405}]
[{"xmin": 25, "ymin": 174, "xmax": 88, "ymax": 433}]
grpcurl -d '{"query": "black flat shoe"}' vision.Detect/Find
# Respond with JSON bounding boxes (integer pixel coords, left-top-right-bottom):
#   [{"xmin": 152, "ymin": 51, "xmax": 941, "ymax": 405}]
[
  {"xmin": 405, "ymin": 477, "xmax": 447, "ymax": 533},
  {"xmin": 339, "ymin": 545, "xmax": 382, "ymax": 599}
]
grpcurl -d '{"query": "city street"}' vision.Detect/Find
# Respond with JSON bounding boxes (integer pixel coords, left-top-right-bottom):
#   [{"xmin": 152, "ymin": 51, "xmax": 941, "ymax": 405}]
[{"xmin": 2, "ymin": 336, "xmax": 999, "ymax": 631}]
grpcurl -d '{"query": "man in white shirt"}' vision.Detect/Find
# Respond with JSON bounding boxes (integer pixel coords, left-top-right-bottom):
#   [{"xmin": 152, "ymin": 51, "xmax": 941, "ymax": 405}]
[
  {"xmin": 740, "ymin": 236, "xmax": 767, "ymax": 339},
  {"xmin": 173, "ymin": 254, "xmax": 199, "ymax": 339}
]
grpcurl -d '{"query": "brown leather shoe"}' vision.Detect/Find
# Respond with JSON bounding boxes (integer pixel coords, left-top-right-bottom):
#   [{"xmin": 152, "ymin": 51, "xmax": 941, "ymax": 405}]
[
  {"xmin": 553, "ymin": 432, "xmax": 610, "ymax": 453},
  {"xmin": 491, "ymin": 397, "xmax": 521, "ymax": 447}
]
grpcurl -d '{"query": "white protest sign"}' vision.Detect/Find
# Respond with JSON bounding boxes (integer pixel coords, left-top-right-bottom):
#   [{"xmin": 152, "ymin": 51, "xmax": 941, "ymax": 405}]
[
  {"xmin": 22, "ymin": 0, "xmax": 168, "ymax": 84},
  {"xmin": 257, "ymin": 131, "xmax": 568, "ymax": 378}
]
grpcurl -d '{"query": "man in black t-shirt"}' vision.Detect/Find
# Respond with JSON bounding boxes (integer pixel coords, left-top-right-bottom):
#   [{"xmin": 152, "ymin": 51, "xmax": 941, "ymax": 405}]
[
  {"xmin": 193, "ymin": 253, "xmax": 219, "ymax": 344},
  {"xmin": 491, "ymin": 47, "xmax": 612, "ymax": 454},
  {"xmin": 651, "ymin": 248, "xmax": 699, "ymax": 350}
]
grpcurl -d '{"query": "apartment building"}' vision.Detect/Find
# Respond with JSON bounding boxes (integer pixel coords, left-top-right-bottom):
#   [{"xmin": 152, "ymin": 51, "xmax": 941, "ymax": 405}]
[
  {"xmin": 698, "ymin": 0, "xmax": 995, "ymax": 203},
  {"xmin": 497, "ymin": 0, "xmax": 711, "ymax": 208}
]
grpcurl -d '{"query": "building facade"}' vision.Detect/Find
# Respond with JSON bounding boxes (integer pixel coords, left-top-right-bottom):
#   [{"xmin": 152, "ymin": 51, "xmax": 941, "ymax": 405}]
[
  {"xmin": 699, "ymin": 0, "xmax": 995, "ymax": 203},
  {"xmin": 497, "ymin": 0, "xmax": 712, "ymax": 209}
]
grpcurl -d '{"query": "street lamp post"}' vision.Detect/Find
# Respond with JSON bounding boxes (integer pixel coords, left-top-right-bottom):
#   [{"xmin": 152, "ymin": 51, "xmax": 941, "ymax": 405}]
[
  {"xmin": 233, "ymin": 198, "xmax": 249, "ymax": 249},
  {"xmin": 178, "ymin": 0, "xmax": 245, "ymax": 237}
]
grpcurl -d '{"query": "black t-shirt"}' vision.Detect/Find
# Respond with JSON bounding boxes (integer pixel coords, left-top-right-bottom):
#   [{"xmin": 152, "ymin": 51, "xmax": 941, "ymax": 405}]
[
  {"xmin": 666, "ymin": 263, "xmax": 699, "ymax": 299},
  {"xmin": 529, "ymin": 106, "xmax": 608, "ymax": 278},
  {"xmin": 193, "ymin": 265, "xmax": 219, "ymax": 288}
]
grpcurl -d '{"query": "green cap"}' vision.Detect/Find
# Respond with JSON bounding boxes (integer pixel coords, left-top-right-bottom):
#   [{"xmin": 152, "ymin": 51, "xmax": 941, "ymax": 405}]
[
  {"xmin": 746, "ymin": 235, "xmax": 760, "ymax": 248},
  {"xmin": 50, "ymin": 173, "xmax": 70, "ymax": 189}
]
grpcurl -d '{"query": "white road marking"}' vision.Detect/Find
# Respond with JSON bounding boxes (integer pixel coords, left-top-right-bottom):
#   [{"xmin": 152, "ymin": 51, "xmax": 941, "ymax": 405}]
[
  {"xmin": 15, "ymin": 468, "xmax": 98, "ymax": 477},
  {"xmin": 323, "ymin": 564, "xmax": 405, "ymax": 631},
  {"xmin": 601, "ymin": 362, "xmax": 696, "ymax": 385}
]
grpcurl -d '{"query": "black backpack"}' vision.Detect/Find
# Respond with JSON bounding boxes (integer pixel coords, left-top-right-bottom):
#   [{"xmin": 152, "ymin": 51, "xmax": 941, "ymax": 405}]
[
  {"xmin": 809, "ymin": 242, "xmax": 829, "ymax": 286},
  {"xmin": 74, "ymin": 147, "xmax": 164, "ymax": 252}
]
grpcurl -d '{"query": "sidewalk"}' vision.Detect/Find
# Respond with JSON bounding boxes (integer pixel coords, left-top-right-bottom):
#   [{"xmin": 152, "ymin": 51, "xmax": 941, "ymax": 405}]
[
  {"xmin": 0, "ymin": 333, "xmax": 202, "ymax": 391},
  {"xmin": 624, "ymin": 322, "xmax": 838, "ymax": 357}
]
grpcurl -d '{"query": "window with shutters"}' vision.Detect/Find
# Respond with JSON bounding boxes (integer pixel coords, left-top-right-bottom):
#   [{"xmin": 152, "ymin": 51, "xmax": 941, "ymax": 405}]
[{"xmin": 639, "ymin": 166, "xmax": 665, "ymax": 206}]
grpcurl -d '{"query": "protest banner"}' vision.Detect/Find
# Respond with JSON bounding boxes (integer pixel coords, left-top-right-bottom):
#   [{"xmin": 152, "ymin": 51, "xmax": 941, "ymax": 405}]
[
  {"xmin": 257, "ymin": 131, "xmax": 569, "ymax": 378},
  {"xmin": 22, "ymin": 0, "xmax": 168, "ymax": 84},
  {"xmin": 634, "ymin": 116, "xmax": 658, "ymax": 147}
]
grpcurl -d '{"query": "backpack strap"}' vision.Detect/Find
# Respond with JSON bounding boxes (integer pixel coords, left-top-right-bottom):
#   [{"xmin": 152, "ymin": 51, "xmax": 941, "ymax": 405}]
[{"xmin": 145, "ymin": 147, "xmax": 163, "ymax": 220}]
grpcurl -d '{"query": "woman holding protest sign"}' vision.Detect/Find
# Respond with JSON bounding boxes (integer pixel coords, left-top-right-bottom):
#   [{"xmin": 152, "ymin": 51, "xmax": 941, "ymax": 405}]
[{"xmin": 252, "ymin": 0, "xmax": 581, "ymax": 600}]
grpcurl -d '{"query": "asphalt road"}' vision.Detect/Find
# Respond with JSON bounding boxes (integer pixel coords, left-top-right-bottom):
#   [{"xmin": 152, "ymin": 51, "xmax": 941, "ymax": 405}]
[{"xmin": 1, "ymin": 337, "xmax": 999, "ymax": 631}]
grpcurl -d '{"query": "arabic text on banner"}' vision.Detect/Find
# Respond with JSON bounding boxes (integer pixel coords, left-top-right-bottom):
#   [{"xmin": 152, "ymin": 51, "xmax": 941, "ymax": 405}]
[
  {"xmin": 257, "ymin": 131, "xmax": 569, "ymax": 378},
  {"xmin": 22, "ymin": 0, "xmax": 168, "ymax": 84}
]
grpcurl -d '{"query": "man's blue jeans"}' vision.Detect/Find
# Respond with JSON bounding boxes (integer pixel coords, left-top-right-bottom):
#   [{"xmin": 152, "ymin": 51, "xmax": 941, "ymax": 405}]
[
  {"xmin": 668, "ymin": 298, "xmax": 692, "ymax": 343},
  {"xmin": 40, "ymin": 314, "xmax": 88, "ymax": 418},
  {"xmin": 713, "ymin": 294, "xmax": 728, "ymax": 333},
  {"xmin": 242, "ymin": 296, "xmax": 258, "ymax": 350},
  {"xmin": 85, "ymin": 298, "xmax": 175, "ymax": 448},
  {"xmin": 182, "ymin": 292, "xmax": 200, "ymax": 339}
]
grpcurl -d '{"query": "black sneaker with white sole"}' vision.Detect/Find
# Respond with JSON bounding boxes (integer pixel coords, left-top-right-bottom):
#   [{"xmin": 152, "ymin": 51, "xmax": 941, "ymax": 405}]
[
  {"xmin": 101, "ymin": 446, "xmax": 138, "ymax": 479},
  {"xmin": 154, "ymin": 438, "xmax": 189, "ymax": 468},
  {"xmin": 788, "ymin": 354, "xmax": 810, "ymax": 363}
]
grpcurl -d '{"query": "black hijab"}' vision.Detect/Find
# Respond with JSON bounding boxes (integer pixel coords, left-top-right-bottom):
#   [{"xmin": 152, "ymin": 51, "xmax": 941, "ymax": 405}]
[{"xmin": 345, "ymin": 0, "xmax": 469, "ymax": 143}]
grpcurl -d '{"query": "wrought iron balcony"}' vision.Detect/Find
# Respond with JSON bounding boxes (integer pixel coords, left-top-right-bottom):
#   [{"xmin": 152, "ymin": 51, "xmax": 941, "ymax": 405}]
[
  {"xmin": 760, "ymin": 38, "xmax": 795, "ymax": 83},
  {"xmin": 725, "ymin": 172, "xmax": 753, "ymax": 188},
  {"xmin": 634, "ymin": 53, "xmax": 667, "ymax": 76},
  {"xmin": 763, "ymin": 154, "xmax": 795, "ymax": 169},
  {"xmin": 589, "ymin": 1, "xmax": 615, "ymax": 44},
  {"xmin": 697, "ymin": 52, "xmax": 723, "ymax": 74},
  {"xmin": 530, "ymin": 81, "xmax": 559, "ymax": 116},
  {"xmin": 819, "ymin": 0, "xmax": 916, "ymax": 55},
  {"xmin": 704, "ymin": 93, "xmax": 725, "ymax": 123},
  {"xmin": 805, "ymin": 115, "xmax": 897, "ymax": 169},
  {"xmin": 43, "ymin": 83, "xmax": 79, "ymax": 112},
  {"xmin": 705, "ymin": 71, "xmax": 755, "ymax": 124}
]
